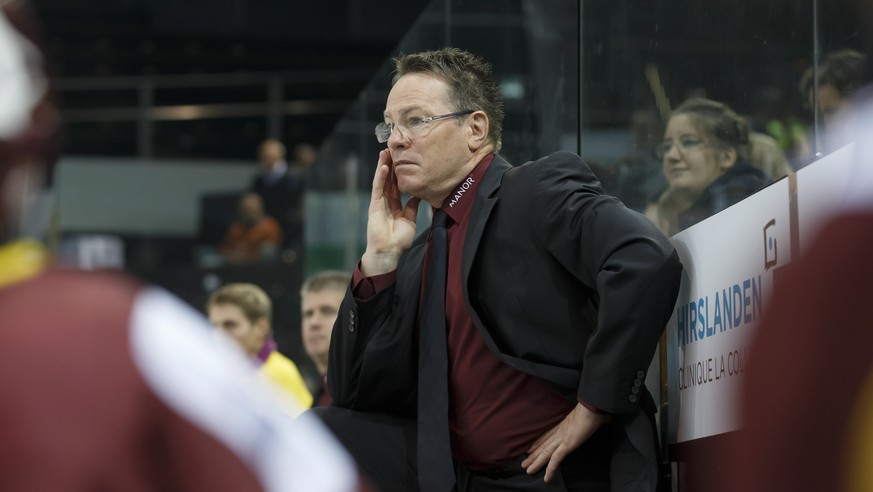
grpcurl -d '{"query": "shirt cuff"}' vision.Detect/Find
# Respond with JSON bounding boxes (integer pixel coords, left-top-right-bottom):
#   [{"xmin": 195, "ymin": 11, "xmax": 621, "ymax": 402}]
[
  {"xmin": 352, "ymin": 261, "xmax": 396, "ymax": 300},
  {"xmin": 578, "ymin": 399, "xmax": 612, "ymax": 416}
]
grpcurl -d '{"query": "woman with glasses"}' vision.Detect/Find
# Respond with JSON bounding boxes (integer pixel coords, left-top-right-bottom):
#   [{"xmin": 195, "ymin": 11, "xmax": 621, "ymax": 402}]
[{"xmin": 645, "ymin": 97, "xmax": 771, "ymax": 235}]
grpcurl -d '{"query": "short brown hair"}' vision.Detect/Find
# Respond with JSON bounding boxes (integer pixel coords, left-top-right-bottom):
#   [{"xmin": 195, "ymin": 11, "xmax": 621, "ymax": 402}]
[
  {"xmin": 393, "ymin": 48, "xmax": 505, "ymax": 153},
  {"xmin": 799, "ymin": 49, "xmax": 867, "ymax": 100},
  {"xmin": 300, "ymin": 270, "xmax": 350, "ymax": 296},
  {"xmin": 207, "ymin": 283, "xmax": 272, "ymax": 324}
]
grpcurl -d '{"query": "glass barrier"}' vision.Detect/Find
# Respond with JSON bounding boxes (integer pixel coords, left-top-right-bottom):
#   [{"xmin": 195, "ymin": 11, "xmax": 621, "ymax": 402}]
[
  {"xmin": 309, "ymin": 0, "xmax": 867, "ymax": 270},
  {"xmin": 46, "ymin": 0, "xmax": 866, "ymax": 273}
]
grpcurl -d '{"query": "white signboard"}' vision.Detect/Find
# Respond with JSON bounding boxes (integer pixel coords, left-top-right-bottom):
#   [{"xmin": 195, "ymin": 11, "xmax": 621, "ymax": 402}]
[
  {"xmin": 666, "ymin": 177, "xmax": 791, "ymax": 444},
  {"xmin": 795, "ymin": 145, "xmax": 856, "ymax": 252}
]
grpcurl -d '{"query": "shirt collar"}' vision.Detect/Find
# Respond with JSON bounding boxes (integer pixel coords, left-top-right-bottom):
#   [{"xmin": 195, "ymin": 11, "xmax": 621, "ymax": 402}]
[
  {"xmin": 440, "ymin": 153, "xmax": 494, "ymax": 225},
  {"xmin": 268, "ymin": 160, "xmax": 288, "ymax": 174},
  {"xmin": 256, "ymin": 338, "xmax": 277, "ymax": 366},
  {"xmin": 263, "ymin": 161, "xmax": 288, "ymax": 183}
]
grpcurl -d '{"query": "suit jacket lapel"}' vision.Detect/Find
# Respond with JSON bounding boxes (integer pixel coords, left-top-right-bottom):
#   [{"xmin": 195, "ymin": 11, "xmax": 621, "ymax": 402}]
[
  {"xmin": 461, "ymin": 155, "xmax": 513, "ymax": 321},
  {"xmin": 462, "ymin": 155, "xmax": 512, "ymax": 284}
]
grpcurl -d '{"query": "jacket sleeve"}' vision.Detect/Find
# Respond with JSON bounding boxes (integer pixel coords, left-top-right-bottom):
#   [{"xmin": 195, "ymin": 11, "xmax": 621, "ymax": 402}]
[
  {"xmin": 327, "ymin": 272, "xmax": 420, "ymax": 416},
  {"xmin": 530, "ymin": 151, "xmax": 683, "ymax": 415}
]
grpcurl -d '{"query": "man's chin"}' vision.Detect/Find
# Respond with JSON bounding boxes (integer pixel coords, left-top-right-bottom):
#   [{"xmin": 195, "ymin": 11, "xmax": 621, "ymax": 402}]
[
  {"xmin": 397, "ymin": 185, "xmax": 424, "ymax": 201},
  {"xmin": 306, "ymin": 343, "xmax": 329, "ymax": 356}
]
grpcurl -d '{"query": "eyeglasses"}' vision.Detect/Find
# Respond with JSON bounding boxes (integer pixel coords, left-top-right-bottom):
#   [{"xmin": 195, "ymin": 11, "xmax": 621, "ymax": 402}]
[
  {"xmin": 375, "ymin": 110, "xmax": 474, "ymax": 143},
  {"xmin": 655, "ymin": 136, "xmax": 706, "ymax": 160}
]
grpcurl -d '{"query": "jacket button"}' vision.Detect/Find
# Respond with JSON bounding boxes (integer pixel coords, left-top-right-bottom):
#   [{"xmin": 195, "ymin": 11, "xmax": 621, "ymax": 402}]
[
  {"xmin": 628, "ymin": 394, "xmax": 638, "ymax": 403},
  {"xmin": 634, "ymin": 379, "xmax": 643, "ymax": 387},
  {"xmin": 631, "ymin": 385, "xmax": 640, "ymax": 395},
  {"xmin": 636, "ymin": 370, "xmax": 645, "ymax": 379}
]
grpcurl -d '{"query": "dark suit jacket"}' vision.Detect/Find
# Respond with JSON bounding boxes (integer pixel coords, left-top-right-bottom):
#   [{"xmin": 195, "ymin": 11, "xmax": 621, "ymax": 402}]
[{"xmin": 329, "ymin": 151, "xmax": 682, "ymax": 464}]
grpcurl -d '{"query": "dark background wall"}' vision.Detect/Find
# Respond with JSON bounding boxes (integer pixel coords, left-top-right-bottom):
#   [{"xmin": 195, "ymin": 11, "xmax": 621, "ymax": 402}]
[{"xmin": 30, "ymin": 0, "xmax": 429, "ymax": 158}]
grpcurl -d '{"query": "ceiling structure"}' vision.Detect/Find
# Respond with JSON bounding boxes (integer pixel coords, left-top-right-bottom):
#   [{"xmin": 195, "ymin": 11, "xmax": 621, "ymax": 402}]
[{"xmin": 30, "ymin": 0, "xmax": 429, "ymax": 158}]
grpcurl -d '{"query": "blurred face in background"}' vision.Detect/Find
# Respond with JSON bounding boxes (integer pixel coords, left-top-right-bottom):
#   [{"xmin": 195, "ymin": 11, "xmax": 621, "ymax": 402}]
[
  {"xmin": 208, "ymin": 302, "xmax": 268, "ymax": 358},
  {"xmin": 660, "ymin": 113, "xmax": 735, "ymax": 199},
  {"xmin": 301, "ymin": 287, "xmax": 344, "ymax": 374},
  {"xmin": 293, "ymin": 143, "xmax": 317, "ymax": 169},
  {"xmin": 258, "ymin": 139, "xmax": 285, "ymax": 169},
  {"xmin": 812, "ymin": 83, "xmax": 850, "ymax": 127},
  {"xmin": 238, "ymin": 193, "xmax": 264, "ymax": 224}
]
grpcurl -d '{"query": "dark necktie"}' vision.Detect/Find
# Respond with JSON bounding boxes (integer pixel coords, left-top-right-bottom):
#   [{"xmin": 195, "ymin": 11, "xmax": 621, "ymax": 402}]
[{"xmin": 417, "ymin": 209, "xmax": 456, "ymax": 492}]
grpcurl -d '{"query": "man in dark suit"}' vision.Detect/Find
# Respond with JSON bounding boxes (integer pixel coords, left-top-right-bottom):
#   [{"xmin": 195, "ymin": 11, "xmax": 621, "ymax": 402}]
[
  {"xmin": 313, "ymin": 48, "xmax": 682, "ymax": 492},
  {"xmin": 250, "ymin": 138, "xmax": 309, "ymax": 250}
]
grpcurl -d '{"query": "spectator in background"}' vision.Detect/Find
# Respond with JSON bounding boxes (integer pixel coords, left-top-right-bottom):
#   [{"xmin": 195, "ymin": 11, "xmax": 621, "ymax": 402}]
[
  {"xmin": 300, "ymin": 270, "xmax": 351, "ymax": 407},
  {"xmin": 250, "ymin": 138, "xmax": 314, "ymax": 251},
  {"xmin": 293, "ymin": 141, "xmax": 319, "ymax": 171},
  {"xmin": 218, "ymin": 192, "xmax": 281, "ymax": 263},
  {"xmin": 645, "ymin": 98, "xmax": 771, "ymax": 235},
  {"xmin": 800, "ymin": 49, "xmax": 867, "ymax": 128},
  {"xmin": 207, "ymin": 282, "xmax": 314, "ymax": 413},
  {"xmin": 748, "ymin": 131, "xmax": 791, "ymax": 181},
  {"xmin": 748, "ymin": 86, "xmax": 811, "ymax": 169},
  {"xmin": 799, "ymin": 48, "xmax": 867, "ymax": 159},
  {"xmin": 0, "ymin": 3, "xmax": 360, "ymax": 490}
]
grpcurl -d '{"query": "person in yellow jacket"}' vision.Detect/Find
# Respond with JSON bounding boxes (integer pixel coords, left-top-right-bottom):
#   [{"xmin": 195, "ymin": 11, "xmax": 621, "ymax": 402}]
[{"xmin": 207, "ymin": 283, "xmax": 313, "ymax": 413}]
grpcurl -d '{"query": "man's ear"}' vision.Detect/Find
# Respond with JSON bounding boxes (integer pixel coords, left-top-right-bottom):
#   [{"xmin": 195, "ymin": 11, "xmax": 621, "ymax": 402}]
[
  {"xmin": 255, "ymin": 317, "xmax": 271, "ymax": 339},
  {"xmin": 467, "ymin": 111, "xmax": 490, "ymax": 151}
]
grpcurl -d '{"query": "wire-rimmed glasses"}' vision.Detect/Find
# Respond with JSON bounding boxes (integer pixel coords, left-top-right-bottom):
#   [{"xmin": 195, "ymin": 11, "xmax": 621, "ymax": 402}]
[{"xmin": 375, "ymin": 110, "xmax": 474, "ymax": 143}]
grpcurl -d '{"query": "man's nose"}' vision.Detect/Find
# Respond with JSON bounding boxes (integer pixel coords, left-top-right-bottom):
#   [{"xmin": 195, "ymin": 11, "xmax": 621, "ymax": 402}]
[{"xmin": 387, "ymin": 124, "xmax": 408, "ymax": 147}]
